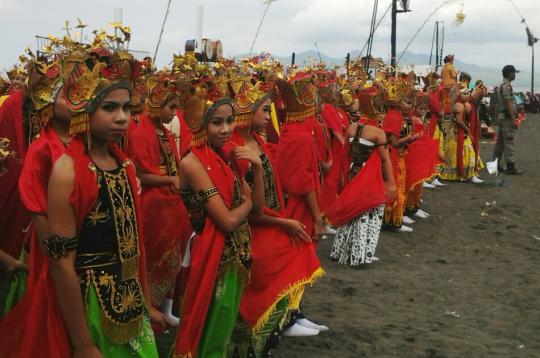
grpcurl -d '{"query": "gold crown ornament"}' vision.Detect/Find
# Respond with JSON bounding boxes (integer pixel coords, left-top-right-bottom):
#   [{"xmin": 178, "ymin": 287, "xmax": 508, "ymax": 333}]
[
  {"xmin": 61, "ymin": 46, "xmax": 139, "ymax": 135},
  {"xmin": 179, "ymin": 79, "xmax": 233, "ymax": 147},
  {"xmin": 276, "ymin": 71, "xmax": 317, "ymax": 122},
  {"xmin": 356, "ymin": 85, "xmax": 386, "ymax": 120},
  {"xmin": 26, "ymin": 59, "xmax": 63, "ymax": 127},
  {"xmin": 229, "ymin": 75, "xmax": 272, "ymax": 128},
  {"xmin": 145, "ymin": 72, "xmax": 179, "ymax": 118}
]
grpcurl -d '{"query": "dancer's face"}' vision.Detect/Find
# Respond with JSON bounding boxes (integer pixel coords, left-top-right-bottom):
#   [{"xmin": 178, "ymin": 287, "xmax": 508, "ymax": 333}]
[
  {"xmin": 90, "ymin": 88, "xmax": 130, "ymax": 142},
  {"xmin": 252, "ymin": 98, "xmax": 272, "ymax": 132},
  {"xmin": 52, "ymin": 87, "xmax": 71, "ymax": 124},
  {"xmin": 161, "ymin": 97, "xmax": 179, "ymax": 124},
  {"xmin": 206, "ymin": 104, "xmax": 233, "ymax": 148},
  {"xmin": 415, "ymin": 104, "xmax": 428, "ymax": 118},
  {"xmin": 399, "ymin": 97, "xmax": 414, "ymax": 114}
]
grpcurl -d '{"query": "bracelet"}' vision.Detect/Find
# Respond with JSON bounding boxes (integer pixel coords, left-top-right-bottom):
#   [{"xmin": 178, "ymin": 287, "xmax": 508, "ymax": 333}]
[
  {"xmin": 197, "ymin": 186, "xmax": 219, "ymax": 203},
  {"xmin": 43, "ymin": 235, "xmax": 79, "ymax": 260}
]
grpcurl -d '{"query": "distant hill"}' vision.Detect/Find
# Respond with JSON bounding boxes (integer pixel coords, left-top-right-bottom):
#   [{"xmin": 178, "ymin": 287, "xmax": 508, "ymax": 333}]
[{"xmin": 234, "ymin": 50, "xmax": 537, "ymax": 93}]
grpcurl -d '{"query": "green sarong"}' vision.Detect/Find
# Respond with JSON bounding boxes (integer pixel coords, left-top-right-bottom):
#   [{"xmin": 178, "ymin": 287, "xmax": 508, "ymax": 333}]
[
  {"xmin": 87, "ymin": 284, "xmax": 159, "ymax": 357},
  {"xmin": 197, "ymin": 265, "xmax": 244, "ymax": 358}
]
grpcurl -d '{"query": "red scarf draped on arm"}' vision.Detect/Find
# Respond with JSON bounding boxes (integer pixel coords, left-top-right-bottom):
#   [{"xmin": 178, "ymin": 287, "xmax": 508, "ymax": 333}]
[
  {"xmin": 173, "ymin": 145, "xmax": 236, "ymax": 358},
  {"xmin": 0, "ymin": 90, "xmax": 30, "ymax": 257},
  {"xmin": 227, "ymin": 131, "xmax": 323, "ymax": 331},
  {"xmin": 0, "ymin": 136, "xmax": 148, "ymax": 358},
  {"xmin": 130, "ymin": 112, "xmax": 191, "ymax": 307},
  {"xmin": 428, "ymin": 91, "xmax": 442, "ymax": 137},
  {"xmin": 324, "ymin": 150, "xmax": 387, "ymax": 227},
  {"xmin": 382, "ymin": 109, "xmax": 403, "ymax": 191},
  {"xmin": 274, "ymin": 118, "xmax": 321, "ymax": 238}
]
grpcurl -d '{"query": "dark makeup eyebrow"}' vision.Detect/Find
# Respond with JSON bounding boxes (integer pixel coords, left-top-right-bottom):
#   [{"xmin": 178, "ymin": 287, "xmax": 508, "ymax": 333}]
[{"xmin": 101, "ymin": 100, "xmax": 131, "ymax": 107}]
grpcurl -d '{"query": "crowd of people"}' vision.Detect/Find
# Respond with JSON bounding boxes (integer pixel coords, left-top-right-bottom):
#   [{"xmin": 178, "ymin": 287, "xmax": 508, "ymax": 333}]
[{"xmin": 0, "ymin": 25, "xmax": 522, "ymax": 358}]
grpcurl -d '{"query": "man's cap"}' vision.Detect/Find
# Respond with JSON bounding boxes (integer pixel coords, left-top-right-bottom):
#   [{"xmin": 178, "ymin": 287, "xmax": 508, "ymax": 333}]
[{"xmin": 502, "ymin": 65, "xmax": 519, "ymax": 77}]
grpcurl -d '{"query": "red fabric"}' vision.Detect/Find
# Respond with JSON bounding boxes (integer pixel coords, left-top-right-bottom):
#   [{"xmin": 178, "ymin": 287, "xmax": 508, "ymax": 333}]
[
  {"xmin": 176, "ymin": 109, "xmax": 192, "ymax": 157},
  {"xmin": 130, "ymin": 112, "xmax": 191, "ymax": 307},
  {"xmin": 124, "ymin": 115, "xmax": 139, "ymax": 157},
  {"xmin": 324, "ymin": 151, "xmax": 387, "ymax": 227},
  {"xmin": 19, "ymin": 125, "xmax": 66, "ymax": 290},
  {"xmin": 173, "ymin": 145, "xmax": 236, "ymax": 358},
  {"xmin": 228, "ymin": 131, "xmax": 322, "ymax": 329},
  {"xmin": 428, "ymin": 91, "xmax": 442, "ymax": 137},
  {"xmin": 382, "ymin": 109, "xmax": 404, "ymax": 186},
  {"xmin": 0, "ymin": 90, "xmax": 30, "ymax": 257},
  {"xmin": 0, "ymin": 125, "xmax": 70, "ymax": 358},
  {"xmin": 469, "ymin": 102, "xmax": 481, "ymax": 172},
  {"xmin": 275, "ymin": 117, "xmax": 321, "ymax": 237},
  {"xmin": 405, "ymin": 136, "xmax": 440, "ymax": 190},
  {"xmin": 320, "ymin": 104, "xmax": 349, "ymax": 211},
  {"xmin": 0, "ymin": 136, "xmax": 148, "ymax": 357}
]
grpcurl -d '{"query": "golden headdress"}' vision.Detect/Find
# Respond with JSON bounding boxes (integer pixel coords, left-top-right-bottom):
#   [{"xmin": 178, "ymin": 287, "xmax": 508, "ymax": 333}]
[
  {"xmin": 145, "ymin": 72, "xmax": 180, "ymax": 118},
  {"xmin": 229, "ymin": 74, "xmax": 272, "ymax": 128},
  {"xmin": 276, "ymin": 71, "xmax": 317, "ymax": 122},
  {"xmin": 179, "ymin": 79, "xmax": 233, "ymax": 147},
  {"xmin": 356, "ymin": 84, "xmax": 386, "ymax": 120},
  {"xmin": 26, "ymin": 58, "xmax": 63, "ymax": 126},
  {"xmin": 61, "ymin": 44, "xmax": 139, "ymax": 134}
]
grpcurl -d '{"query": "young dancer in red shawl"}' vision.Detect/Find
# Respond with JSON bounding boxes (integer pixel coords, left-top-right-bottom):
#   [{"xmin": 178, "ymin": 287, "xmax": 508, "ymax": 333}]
[
  {"xmin": 172, "ymin": 78, "xmax": 264, "ymax": 358},
  {"xmin": 274, "ymin": 73, "xmax": 329, "ymax": 335},
  {"xmin": 225, "ymin": 77, "xmax": 324, "ymax": 356},
  {"xmin": 4, "ymin": 73, "xmax": 71, "ymax": 315},
  {"xmin": 327, "ymin": 86, "xmax": 396, "ymax": 266},
  {"xmin": 382, "ymin": 88, "xmax": 423, "ymax": 233},
  {"xmin": 130, "ymin": 73, "xmax": 192, "ymax": 326}
]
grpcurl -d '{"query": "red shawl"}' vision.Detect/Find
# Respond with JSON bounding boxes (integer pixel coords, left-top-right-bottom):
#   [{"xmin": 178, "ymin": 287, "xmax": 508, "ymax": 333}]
[
  {"xmin": 405, "ymin": 134, "xmax": 440, "ymax": 190},
  {"xmin": 130, "ymin": 112, "xmax": 191, "ymax": 307},
  {"xmin": 320, "ymin": 104, "xmax": 349, "ymax": 211},
  {"xmin": 428, "ymin": 91, "xmax": 442, "ymax": 136},
  {"xmin": 324, "ymin": 150, "xmax": 387, "ymax": 227},
  {"xmin": 274, "ymin": 117, "xmax": 321, "ymax": 237},
  {"xmin": 227, "ymin": 131, "xmax": 322, "ymax": 331},
  {"xmin": 18, "ymin": 125, "xmax": 66, "ymax": 291},
  {"xmin": 176, "ymin": 109, "xmax": 192, "ymax": 158},
  {"xmin": 469, "ymin": 102, "xmax": 481, "ymax": 172},
  {"xmin": 0, "ymin": 136, "xmax": 149, "ymax": 357},
  {"xmin": 173, "ymin": 145, "xmax": 236, "ymax": 358},
  {"xmin": 382, "ymin": 109, "xmax": 404, "ymax": 189},
  {"xmin": 0, "ymin": 90, "xmax": 30, "ymax": 257}
]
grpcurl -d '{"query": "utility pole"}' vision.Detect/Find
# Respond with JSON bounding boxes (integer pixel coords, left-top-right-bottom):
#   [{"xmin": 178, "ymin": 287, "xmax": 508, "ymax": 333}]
[
  {"xmin": 526, "ymin": 26, "xmax": 538, "ymax": 94},
  {"xmin": 435, "ymin": 21, "xmax": 439, "ymax": 71},
  {"xmin": 390, "ymin": 0, "xmax": 411, "ymax": 70}
]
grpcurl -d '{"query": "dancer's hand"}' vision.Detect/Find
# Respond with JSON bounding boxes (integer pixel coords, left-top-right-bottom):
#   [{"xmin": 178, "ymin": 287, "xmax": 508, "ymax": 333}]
[
  {"xmin": 169, "ymin": 176, "xmax": 181, "ymax": 192},
  {"xmin": 233, "ymin": 146, "xmax": 262, "ymax": 169},
  {"xmin": 149, "ymin": 306, "xmax": 168, "ymax": 330},
  {"xmin": 312, "ymin": 220, "xmax": 324, "ymax": 243},
  {"xmin": 385, "ymin": 183, "xmax": 397, "ymax": 201},
  {"xmin": 73, "ymin": 345, "xmax": 103, "ymax": 358},
  {"xmin": 283, "ymin": 219, "xmax": 312, "ymax": 246},
  {"xmin": 3, "ymin": 258, "xmax": 27, "ymax": 280}
]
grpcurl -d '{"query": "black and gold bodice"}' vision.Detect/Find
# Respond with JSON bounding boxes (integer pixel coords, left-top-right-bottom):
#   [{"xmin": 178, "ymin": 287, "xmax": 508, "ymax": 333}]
[
  {"xmin": 76, "ymin": 165, "xmax": 144, "ymax": 344},
  {"xmin": 349, "ymin": 124, "xmax": 375, "ymax": 180},
  {"xmin": 180, "ymin": 176, "xmax": 252, "ymax": 275},
  {"xmin": 158, "ymin": 133, "xmax": 178, "ymax": 176},
  {"xmin": 246, "ymin": 152, "xmax": 281, "ymax": 212}
]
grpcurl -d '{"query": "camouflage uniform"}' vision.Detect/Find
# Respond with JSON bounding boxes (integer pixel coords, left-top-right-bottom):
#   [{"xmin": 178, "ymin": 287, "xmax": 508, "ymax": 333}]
[{"xmin": 492, "ymin": 78, "xmax": 516, "ymax": 164}]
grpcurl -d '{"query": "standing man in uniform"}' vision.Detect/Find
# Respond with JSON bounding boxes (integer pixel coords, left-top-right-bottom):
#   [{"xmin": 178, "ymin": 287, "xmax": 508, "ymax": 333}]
[{"xmin": 493, "ymin": 64, "xmax": 522, "ymax": 175}]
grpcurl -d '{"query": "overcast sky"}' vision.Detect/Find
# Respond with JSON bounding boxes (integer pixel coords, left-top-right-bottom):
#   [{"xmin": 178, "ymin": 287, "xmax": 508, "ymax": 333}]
[{"xmin": 1, "ymin": 0, "xmax": 539, "ymax": 73}]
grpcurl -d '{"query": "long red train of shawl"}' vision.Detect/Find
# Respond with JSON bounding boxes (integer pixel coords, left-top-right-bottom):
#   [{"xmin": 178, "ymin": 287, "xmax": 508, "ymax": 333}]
[
  {"xmin": 0, "ymin": 136, "xmax": 149, "ymax": 357},
  {"xmin": 173, "ymin": 145, "xmax": 236, "ymax": 358},
  {"xmin": 0, "ymin": 90, "xmax": 31, "ymax": 257},
  {"xmin": 319, "ymin": 104, "xmax": 349, "ymax": 211},
  {"xmin": 18, "ymin": 125, "xmax": 67, "ymax": 291},
  {"xmin": 130, "ymin": 113, "xmax": 191, "ymax": 307},
  {"xmin": 428, "ymin": 90, "xmax": 443, "ymax": 136},
  {"xmin": 176, "ymin": 109, "xmax": 192, "ymax": 158},
  {"xmin": 382, "ymin": 109, "xmax": 404, "ymax": 193},
  {"xmin": 226, "ymin": 131, "xmax": 323, "ymax": 332},
  {"xmin": 469, "ymin": 102, "xmax": 481, "ymax": 172},
  {"xmin": 324, "ymin": 150, "xmax": 387, "ymax": 227},
  {"xmin": 274, "ymin": 117, "xmax": 321, "ymax": 238},
  {"xmin": 405, "ymin": 131, "xmax": 440, "ymax": 190}
]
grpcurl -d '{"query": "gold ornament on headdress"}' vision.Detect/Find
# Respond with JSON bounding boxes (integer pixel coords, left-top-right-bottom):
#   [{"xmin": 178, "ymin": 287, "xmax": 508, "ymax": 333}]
[
  {"xmin": 61, "ymin": 44, "xmax": 138, "ymax": 135},
  {"xmin": 145, "ymin": 72, "xmax": 179, "ymax": 118},
  {"xmin": 276, "ymin": 72, "xmax": 317, "ymax": 122},
  {"xmin": 229, "ymin": 75, "xmax": 270, "ymax": 128}
]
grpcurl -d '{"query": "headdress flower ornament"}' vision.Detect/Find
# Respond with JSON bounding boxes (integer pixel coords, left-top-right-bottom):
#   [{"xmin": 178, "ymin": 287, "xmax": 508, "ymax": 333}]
[
  {"xmin": 179, "ymin": 79, "xmax": 233, "ymax": 147},
  {"xmin": 145, "ymin": 72, "xmax": 179, "ymax": 118},
  {"xmin": 61, "ymin": 45, "xmax": 139, "ymax": 135},
  {"xmin": 276, "ymin": 71, "xmax": 317, "ymax": 122},
  {"xmin": 229, "ymin": 74, "xmax": 272, "ymax": 128}
]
